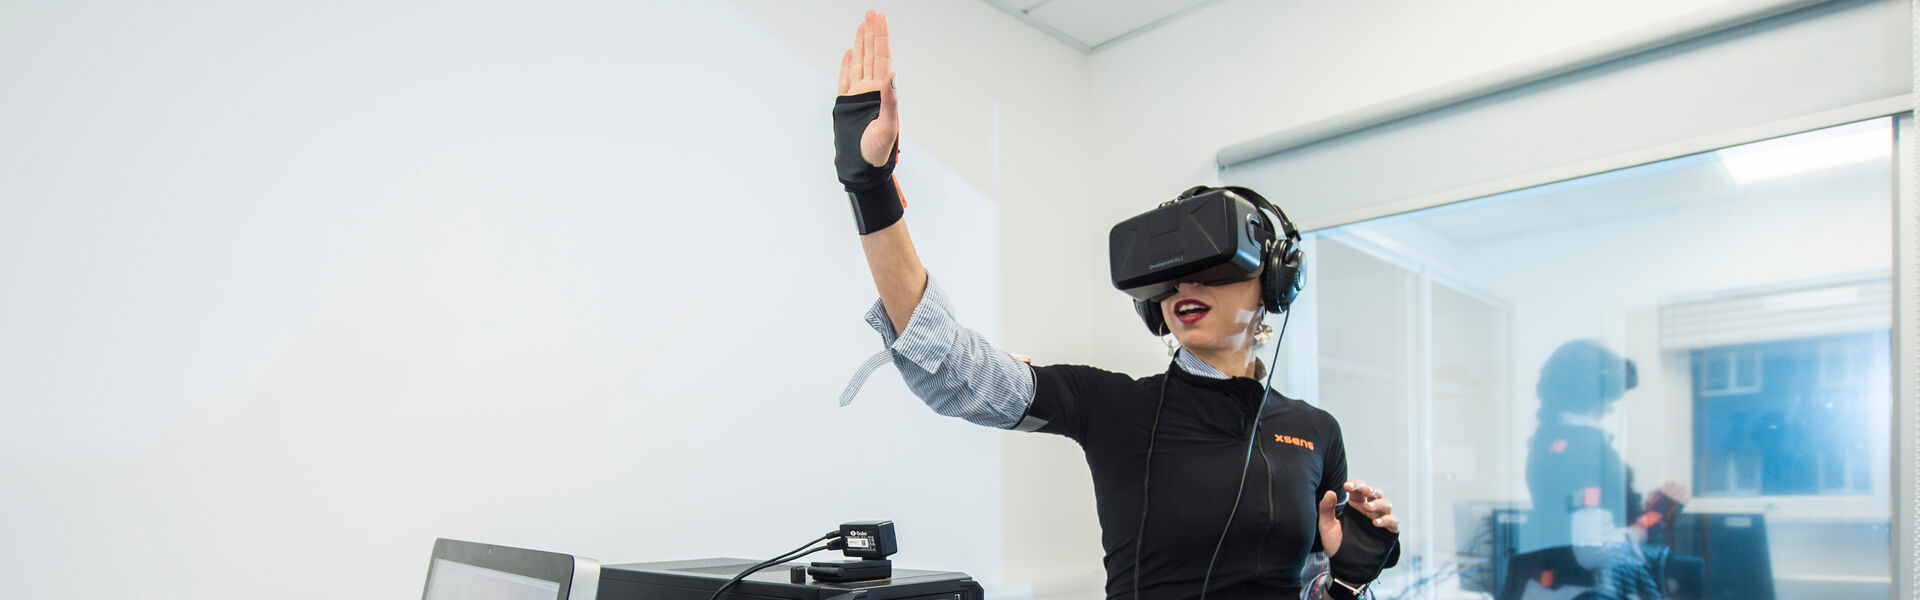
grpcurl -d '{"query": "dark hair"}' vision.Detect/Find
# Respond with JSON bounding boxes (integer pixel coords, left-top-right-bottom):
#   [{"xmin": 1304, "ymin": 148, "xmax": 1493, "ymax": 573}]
[{"xmin": 1536, "ymin": 339, "xmax": 1638, "ymax": 421}]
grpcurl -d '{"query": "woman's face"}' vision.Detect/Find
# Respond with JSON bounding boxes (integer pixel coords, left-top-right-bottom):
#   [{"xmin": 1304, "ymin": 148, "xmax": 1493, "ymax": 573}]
[{"xmin": 1159, "ymin": 278, "xmax": 1264, "ymax": 354}]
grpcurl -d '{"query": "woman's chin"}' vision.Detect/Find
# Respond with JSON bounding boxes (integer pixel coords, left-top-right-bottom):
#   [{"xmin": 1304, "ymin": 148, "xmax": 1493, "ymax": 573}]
[{"xmin": 1174, "ymin": 331, "xmax": 1224, "ymax": 351}]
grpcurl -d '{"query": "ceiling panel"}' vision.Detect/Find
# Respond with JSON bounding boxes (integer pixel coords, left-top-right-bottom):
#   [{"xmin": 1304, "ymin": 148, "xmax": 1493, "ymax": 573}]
[{"xmin": 983, "ymin": 0, "xmax": 1220, "ymax": 52}]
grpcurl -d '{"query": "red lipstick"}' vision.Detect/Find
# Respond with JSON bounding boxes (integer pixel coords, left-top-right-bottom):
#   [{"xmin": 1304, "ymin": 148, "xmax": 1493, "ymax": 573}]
[{"xmin": 1172, "ymin": 299, "xmax": 1211, "ymax": 325}]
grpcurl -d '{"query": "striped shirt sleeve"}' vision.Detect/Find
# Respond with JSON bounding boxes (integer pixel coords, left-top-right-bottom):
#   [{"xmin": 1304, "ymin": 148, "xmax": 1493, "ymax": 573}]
[{"xmin": 864, "ymin": 275, "xmax": 1037, "ymax": 429}]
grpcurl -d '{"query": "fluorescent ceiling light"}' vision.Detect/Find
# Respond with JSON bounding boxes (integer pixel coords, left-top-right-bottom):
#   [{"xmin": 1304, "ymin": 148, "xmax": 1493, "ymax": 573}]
[{"xmin": 1716, "ymin": 120, "xmax": 1890, "ymax": 184}]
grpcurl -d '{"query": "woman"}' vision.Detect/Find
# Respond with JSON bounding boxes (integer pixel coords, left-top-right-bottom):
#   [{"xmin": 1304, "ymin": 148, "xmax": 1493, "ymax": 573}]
[{"xmin": 832, "ymin": 11, "xmax": 1401, "ymax": 599}]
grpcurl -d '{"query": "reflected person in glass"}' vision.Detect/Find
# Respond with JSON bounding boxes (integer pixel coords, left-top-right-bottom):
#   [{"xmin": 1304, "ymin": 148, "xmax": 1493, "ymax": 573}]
[{"xmin": 1518, "ymin": 340, "xmax": 1690, "ymax": 596}]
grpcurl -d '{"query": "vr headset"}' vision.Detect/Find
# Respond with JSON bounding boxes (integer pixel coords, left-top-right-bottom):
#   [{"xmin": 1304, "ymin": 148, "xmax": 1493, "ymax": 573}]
[{"xmin": 1108, "ymin": 186, "xmax": 1304, "ymax": 335}]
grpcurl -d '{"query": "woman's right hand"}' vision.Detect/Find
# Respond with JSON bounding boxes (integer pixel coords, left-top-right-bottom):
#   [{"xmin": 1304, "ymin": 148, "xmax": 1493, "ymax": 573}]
[{"xmin": 838, "ymin": 10, "xmax": 898, "ymax": 168}]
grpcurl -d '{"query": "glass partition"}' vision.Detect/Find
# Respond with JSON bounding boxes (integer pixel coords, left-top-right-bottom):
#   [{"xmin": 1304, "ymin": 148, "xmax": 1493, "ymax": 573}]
[{"xmin": 1271, "ymin": 117, "xmax": 1895, "ymax": 599}]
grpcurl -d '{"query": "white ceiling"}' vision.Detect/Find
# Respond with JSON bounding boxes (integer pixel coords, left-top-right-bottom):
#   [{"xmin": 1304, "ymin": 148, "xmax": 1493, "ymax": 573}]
[
  {"xmin": 1400, "ymin": 140, "xmax": 1893, "ymax": 248},
  {"xmin": 981, "ymin": 0, "xmax": 1223, "ymax": 53}
]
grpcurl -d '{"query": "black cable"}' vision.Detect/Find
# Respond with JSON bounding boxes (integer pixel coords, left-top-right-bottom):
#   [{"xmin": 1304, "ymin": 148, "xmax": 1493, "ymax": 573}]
[
  {"xmin": 1131, "ymin": 374, "xmax": 1173, "ymax": 600},
  {"xmin": 707, "ymin": 531, "xmax": 841, "ymax": 600},
  {"xmin": 1253, "ymin": 427, "xmax": 1274, "ymax": 579},
  {"xmin": 1197, "ymin": 309, "xmax": 1291, "ymax": 600},
  {"xmin": 708, "ymin": 542, "xmax": 835, "ymax": 600}
]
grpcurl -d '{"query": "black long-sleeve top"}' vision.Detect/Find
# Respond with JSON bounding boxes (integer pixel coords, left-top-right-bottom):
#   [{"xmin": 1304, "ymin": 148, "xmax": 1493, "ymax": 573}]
[{"xmin": 1023, "ymin": 363, "xmax": 1348, "ymax": 599}]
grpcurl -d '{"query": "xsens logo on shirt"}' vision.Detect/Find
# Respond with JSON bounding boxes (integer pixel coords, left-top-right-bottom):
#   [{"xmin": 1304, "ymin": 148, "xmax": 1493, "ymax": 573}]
[{"xmin": 1273, "ymin": 434, "xmax": 1314, "ymax": 450}]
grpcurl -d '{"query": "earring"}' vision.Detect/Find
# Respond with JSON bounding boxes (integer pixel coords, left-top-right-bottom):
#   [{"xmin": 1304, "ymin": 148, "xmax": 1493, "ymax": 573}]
[
  {"xmin": 1253, "ymin": 323, "xmax": 1274, "ymax": 344},
  {"xmin": 1163, "ymin": 334, "xmax": 1180, "ymax": 356}
]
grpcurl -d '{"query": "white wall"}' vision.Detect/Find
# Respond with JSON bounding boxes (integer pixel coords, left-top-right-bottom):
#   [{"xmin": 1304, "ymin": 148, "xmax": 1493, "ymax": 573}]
[
  {"xmin": 0, "ymin": 1, "xmax": 1087, "ymax": 598},
  {"xmin": 1085, "ymin": 0, "xmax": 1748, "ymax": 232}
]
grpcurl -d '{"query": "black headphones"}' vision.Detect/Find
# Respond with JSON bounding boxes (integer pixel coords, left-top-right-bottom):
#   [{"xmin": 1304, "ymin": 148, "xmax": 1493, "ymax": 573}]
[{"xmin": 1134, "ymin": 186, "xmax": 1305, "ymax": 335}]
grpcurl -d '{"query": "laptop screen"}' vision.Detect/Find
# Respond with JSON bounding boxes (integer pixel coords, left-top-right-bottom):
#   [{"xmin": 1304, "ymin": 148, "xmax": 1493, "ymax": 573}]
[
  {"xmin": 424, "ymin": 558, "xmax": 564, "ymax": 600},
  {"xmin": 421, "ymin": 538, "xmax": 598, "ymax": 600}
]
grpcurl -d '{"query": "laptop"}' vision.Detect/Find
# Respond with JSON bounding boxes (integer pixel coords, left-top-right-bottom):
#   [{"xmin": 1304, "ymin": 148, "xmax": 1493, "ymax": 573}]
[{"xmin": 422, "ymin": 538, "xmax": 600, "ymax": 600}]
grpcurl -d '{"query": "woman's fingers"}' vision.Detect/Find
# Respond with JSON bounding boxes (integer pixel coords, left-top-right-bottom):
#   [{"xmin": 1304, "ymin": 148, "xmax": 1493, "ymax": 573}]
[
  {"xmin": 873, "ymin": 11, "xmax": 890, "ymax": 81},
  {"xmin": 1341, "ymin": 479, "xmax": 1395, "ymax": 518},
  {"xmin": 1350, "ymin": 495, "xmax": 1392, "ymax": 518},
  {"xmin": 837, "ymin": 11, "xmax": 893, "ymax": 97},
  {"xmin": 1340, "ymin": 479, "xmax": 1401, "ymax": 531},
  {"xmin": 1372, "ymin": 514, "xmax": 1401, "ymax": 534},
  {"xmin": 863, "ymin": 10, "xmax": 878, "ymax": 81},
  {"xmin": 1364, "ymin": 498, "xmax": 1394, "ymax": 516},
  {"xmin": 851, "ymin": 18, "xmax": 866, "ymax": 83},
  {"xmin": 1344, "ymin": 480, "xmax": 1382, "ymax": 502}
]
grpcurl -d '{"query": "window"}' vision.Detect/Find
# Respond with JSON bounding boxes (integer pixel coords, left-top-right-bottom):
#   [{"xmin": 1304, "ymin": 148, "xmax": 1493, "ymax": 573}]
[
  {"xmin": 1271, "ymin": 118, "xmax": 1896, "ymax": 598},
  {"xmin": 1693, "ymin": 331, "xmax": 1887, "ymax": 497},
  {"xmin": 1697, "ymin": 346, "xmax": 1761, "ymax": 397}
]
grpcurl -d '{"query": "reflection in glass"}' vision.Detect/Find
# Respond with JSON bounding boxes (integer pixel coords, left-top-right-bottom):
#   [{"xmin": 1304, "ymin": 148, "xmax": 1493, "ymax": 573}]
[
  {"xmin": 1271, "ymin": 118, "xmax": 1894, "ymax": 599},
  {"xmin": 1693, "ymin": 330, "xmax": 1888, "ymax": 497}
]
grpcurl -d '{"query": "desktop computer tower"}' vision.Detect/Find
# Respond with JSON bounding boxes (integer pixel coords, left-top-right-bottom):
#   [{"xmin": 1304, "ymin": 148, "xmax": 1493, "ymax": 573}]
[{"xmin": 598, "ymin": 558, "xmax": 984, "ymax": 600}]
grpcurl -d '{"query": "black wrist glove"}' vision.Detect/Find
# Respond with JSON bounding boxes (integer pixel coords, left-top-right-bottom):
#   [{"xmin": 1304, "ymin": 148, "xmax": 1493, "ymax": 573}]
[
  {"xmin": 1331, "ymin": 507, "xmax": 1401, "ymax": 587},
  {"xmin": 832, "ymin": 91, "xmax": 903, "ymax": 234},
  {"xmin": 1324, "ymin": 582, "xmax": 1362, "ymax": 600}
]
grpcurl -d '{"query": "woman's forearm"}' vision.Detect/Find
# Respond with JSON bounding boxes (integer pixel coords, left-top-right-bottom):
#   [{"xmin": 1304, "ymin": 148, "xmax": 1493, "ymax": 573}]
[{"xmin": 859, "ymin": 220, "xmax": 927, "ymax": 336}]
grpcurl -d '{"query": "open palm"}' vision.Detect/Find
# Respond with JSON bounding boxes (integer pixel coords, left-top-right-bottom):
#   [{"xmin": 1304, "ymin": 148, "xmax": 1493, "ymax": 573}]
[{"xmin": 837, "ymin": 10, "xmax": 897, "ymax": 168}]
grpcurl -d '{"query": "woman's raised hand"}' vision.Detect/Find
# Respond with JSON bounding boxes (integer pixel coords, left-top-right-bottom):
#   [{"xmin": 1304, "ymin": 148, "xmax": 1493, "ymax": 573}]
[{"xmin": 837, "ymin": 10, "xmax": 898, "ymax": 168}]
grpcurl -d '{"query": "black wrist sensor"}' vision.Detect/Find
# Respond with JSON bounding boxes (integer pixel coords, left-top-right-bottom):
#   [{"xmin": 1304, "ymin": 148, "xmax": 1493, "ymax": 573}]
[
  {"xmin": 1325, "ymin": 580, "xmax": 1364, "ymax": 600},
  {"xmin": 832, "ymin": 91, "xmax": 903, "ymax": 234},
  {"xmin": 1331, "ymin": 507, "xmax": 1401, "ymax": 586}
]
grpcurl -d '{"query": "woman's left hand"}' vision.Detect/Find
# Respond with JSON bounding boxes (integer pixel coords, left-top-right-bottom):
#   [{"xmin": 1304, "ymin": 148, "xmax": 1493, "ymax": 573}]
[{"xmin": 1317, "ymin": 479, "xmax": 1400, "ymax": 557}]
